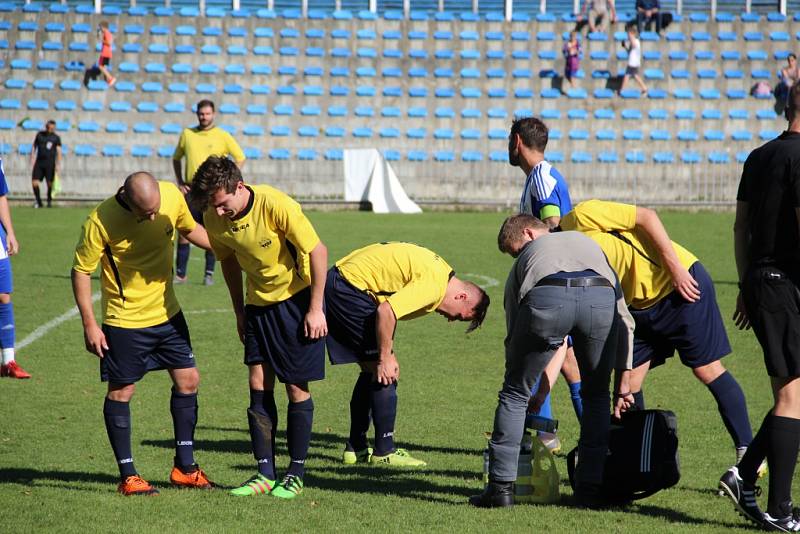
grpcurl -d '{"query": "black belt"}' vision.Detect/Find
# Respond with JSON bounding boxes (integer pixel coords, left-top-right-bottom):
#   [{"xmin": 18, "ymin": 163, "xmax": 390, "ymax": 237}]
[{"xmin": 537, "ymin": 276, "xmax": 613, "ymax": 288}]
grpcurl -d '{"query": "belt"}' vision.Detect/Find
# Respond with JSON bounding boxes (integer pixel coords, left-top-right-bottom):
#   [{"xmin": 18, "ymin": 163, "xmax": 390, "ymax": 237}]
[{"xmin": 537, "ymin": 276, "xmax": 613, "ymax": 288}]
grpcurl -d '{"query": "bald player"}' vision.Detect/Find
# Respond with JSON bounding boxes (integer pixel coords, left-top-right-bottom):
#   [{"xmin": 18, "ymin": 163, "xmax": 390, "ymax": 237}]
[
  {"xmin": 72, "ymin": 172, "xmax": 215, "ymax": 496},
  {"xmin": 326, "ymin": 242, "xmax": 490, "ymax": 466}
]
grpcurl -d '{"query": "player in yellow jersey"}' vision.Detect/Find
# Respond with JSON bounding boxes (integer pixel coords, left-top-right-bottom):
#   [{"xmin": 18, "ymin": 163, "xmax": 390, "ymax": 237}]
[
  {"xmin": 71, "ymin": 172, "xmax": 215, "ymax": 496},
  {"xmin": 542, "ymin": 200, "xmax": 755, "ymax": 471},
  {"xmin": 189, "ymin": 156, "xmax": 327, "ymax": 500},
  {"xmin": 172, "ymin": 99, "xmax": 245, "ymax": 286},
  {"xmin": 326, "ymin": 242, "xmax": 490, "ymax": 467}
]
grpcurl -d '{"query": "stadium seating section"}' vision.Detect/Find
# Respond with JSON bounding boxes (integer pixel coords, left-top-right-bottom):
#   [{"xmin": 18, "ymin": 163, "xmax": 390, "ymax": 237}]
[{"xmin": 0, "ymin": 1, "xmax": 793, "ymax": 200}]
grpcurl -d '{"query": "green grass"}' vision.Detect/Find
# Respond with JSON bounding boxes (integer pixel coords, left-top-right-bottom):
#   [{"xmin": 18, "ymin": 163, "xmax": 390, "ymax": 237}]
[{"xmin": 0, "ymin": 207, "xmax": 789, "ymax": 533}]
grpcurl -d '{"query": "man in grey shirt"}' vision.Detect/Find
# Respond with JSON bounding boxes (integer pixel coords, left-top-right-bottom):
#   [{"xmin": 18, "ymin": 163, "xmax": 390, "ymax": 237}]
[{"xmin": 470, "ymin": 214, "xmax": 634, "ymax": 508}]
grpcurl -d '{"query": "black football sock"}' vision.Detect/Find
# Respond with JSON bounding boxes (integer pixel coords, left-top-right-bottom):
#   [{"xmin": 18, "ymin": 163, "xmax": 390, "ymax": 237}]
[
  {"xmin": 371, "ymin": 381, "xmax": 398, "ymax": 456},
  {"xmin": 176, "ymin": 243, "xmax": 190, "ymax": 277},
  {"xmin": 766, "ymin": 415, "xmax": 800, "ymax": 518},
  {"xmin": 738, "ymin": 412, "xmax": 770, "ymax": 484},
  {"xmin": 103, "ymin": 398, "xmax": 137, "ymax": 478},
  {"xmin": 32, "ymin": 185, "xmax": 42, "ymax": 207},
  {"xmin": 286, "ymin": 398, "xmax": 314, "ymax": 478},
  {"xmin": 707, "ymin": 371, "xmax": 753, "ymax": 448},
  {"xmin": 170, "ymin": 388, "xmax": 198, "ymax": 471},
  {"xmin": 46, "ymin": 183, "xmax": 52, "ymax": 206},
  {"xmin": 348, "ymin": 372, "xmax": 373, "ymax": 451},
  {"xmin": 247, "ymin": 389, "xmax": 276, "ymax": 479},
  {"xmin": 204, "ymin": 250, "xmax": 215, "ymax": 276},
  {"xmin": 632, "ymin": 390, "xmax": 645, "ymax": 410},
  {"xmin": 263, "ymin": 390, "xmax": 279, "ymax": 464}
]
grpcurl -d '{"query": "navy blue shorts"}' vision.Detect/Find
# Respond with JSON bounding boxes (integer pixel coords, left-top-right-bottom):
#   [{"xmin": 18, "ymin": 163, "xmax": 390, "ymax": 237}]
[
  {"xmin": 324, "ymin": 268, "xmax": 380, "ymax": 365},
  {"xmin": 630, "ymin": 262, "xmax": 731, "ymax": 369},
  {"xmin": 101, "ymin": 312, "xmax": 195, "ymax": 384},
  {"xmin": 244, "ymin": 287, "xmax": 325, "ymax": 383}
]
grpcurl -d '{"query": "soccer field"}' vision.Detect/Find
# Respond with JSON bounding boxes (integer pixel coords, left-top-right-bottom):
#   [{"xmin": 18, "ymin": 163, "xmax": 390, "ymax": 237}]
[{"xmin": 0, "ymin": 206, "xmax": 791, "ymax": 533}]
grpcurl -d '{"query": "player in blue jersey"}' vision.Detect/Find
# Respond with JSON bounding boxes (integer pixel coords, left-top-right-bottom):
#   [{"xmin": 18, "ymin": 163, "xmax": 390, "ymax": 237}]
[
  {"xmin": 508, "ymin": 117, "xmax": 581, "ymax": 451},
  {"xmin": 0, "ymin": 158, "xmax": 29, "ymax": 379}
]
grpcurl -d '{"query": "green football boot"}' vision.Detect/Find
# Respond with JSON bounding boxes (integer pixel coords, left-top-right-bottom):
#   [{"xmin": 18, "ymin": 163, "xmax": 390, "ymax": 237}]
[
  {"xmin": 229, "ymin": 473, "xmax": 275, "ymax": 496},
  {"xmin": 271, "ymin": 474, "xmax": 304, "ymax": 500},
  {"xmin": 342, "ymin": 446, "xmax": 373, "ymax": 465},
  {"xmin": 369, "ymin": 448, "xmax": 427, "ymax": 467}
]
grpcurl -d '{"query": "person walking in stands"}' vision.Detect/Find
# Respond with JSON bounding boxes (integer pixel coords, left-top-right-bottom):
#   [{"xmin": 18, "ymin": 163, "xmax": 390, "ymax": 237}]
[
  {"xmin": 97, "ymin": 21, "xmax": 115, "ymax": 87},
  {"xmin": 30, "ymin": 120, "xmax": 61, "ymax": 208},
  {"xmin": 620, "ymin": 24, "xmax": 647, "ymax": 96},
  {"xmin": 563, "ymin": 31, "xmax": 581, "ymax": 90}
]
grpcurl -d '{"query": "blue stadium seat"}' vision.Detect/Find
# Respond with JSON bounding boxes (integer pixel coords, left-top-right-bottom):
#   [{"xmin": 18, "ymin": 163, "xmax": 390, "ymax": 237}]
[
  {"xmin": 355, "ymin": 106, "xmax": 374, "ymax": 117},
  {"xmin": 165, "ymin": 102, "xmax": 185, "ymax": 114},
  {"xmin": 55, "ymin": 100, "xmax": 76, "ymax": 111},
  {"xmin": 133, "ymin": 122, "xmax": 155, "ymax": 134},
  {"xmin": 623, "ymin": 129, "xmax": 643, "ymax": 140},
  {"xmin": 650, "ymin": 130, "xmax": 671, "ymax": 141},
  {"xmin": 325, "ymin": 126, "xmax": 344, "ymax": 137},
  {"xmin": 27, "ymin": 99, "xmax": 48, "ymax": 110},
  {"xmin": 132, "ymin": 145, "xmax": 152, "ymax": 158},
  {"xmin": 571, "ymin": 151, "xmax": 592, "ymax": 164},
  {"xmin": 326, "ymin": 149, "xmax": 344, "ymax": 161},
  {"xmin": 380, "ymin": 127, "xmax": 400, "ymax": 138},
  {"xmin": 75, "ymin": 145, "xmax": 97, "ymax": 157},
  {"xmin": 0, "ymin": 120, "xmax": 13, "ymax": 131},
  {"xmin": 621, "ymin": 109, "xmax": 642, "ymax": 120},
  {"xmin": 722, "ymin": 51, "xmax": 741, "ymax": 61},
  {"xmin": 143, "ymin": 82, "xmax": 163, "ymax": 93},
  {"xmin": 677, "ymin": 130, "xmax": 698, "ymax": 141},
  {"xmin": 356, "ymin": 86, "xmax": 375, "ymax": 97},
  {"xmin": 408, "ymin": 107, "xmax": 427, "ymax": 118},
  {"xmin": 145, "ymin": 62, "xmax": 166, "ymax": 74},
  {"xmin": 407, "ymin": 128, "xmax": 426, "ymax": 139},
  {"xmin": 269, "ymin": 149, "xmax": 290, "ymax": 160},
  {"xmin": 434, "ymin": 151, "xmax": 455, "ymax": 162},
  {"xmin": 110, "ymin": 101, "xmax": 132, "ymax": 112},
  {"xmin": 353, "ymin": 127, "xmax": 372, "ymax": 138},
  {"xmin": 270, "ymin": 125, "xmax": 290, "ymax": 137},
  {"xmin": 681, "ymin": 151, "xmax": 701, "ymax": 164},
  {"xmin": 33, "ymin": 79, "xmax": 54, "ymax": 90},
  {"xmin": 702, "ymin": 109, "xmax": 722, "ymax": 120},
  {"xmin": 408, "ymin": 150, "xmax": 427, "ymax": 162},
  {"xmin": 382, "ymin": 107, "xmax": 401, "ymax": 118},
  {"xmin": 732, "ymin": 130, "xmax": 753, "ymax": 142},
  {"xmin": 103, "ymin": 145, "xmax": 124, "ymax": 157},
  {"xmin": 708, "ymin": 151, "xmax": 729, "ymax": 164},
  {"xmin": 598, "ymin": 151, "xmax": 618, "ymax": 163},
  {"xmin": 82, "ymin": 100, "xmax": 103, "ymax": 112},
  {"xmin": 596, "ymin": 129, "xmax": 616, "ymax": 141},
  {"xmin": 434, "ymin": 128, "xmax": 455, "ymax": 139},
  {"xmin": 298, "ymin": 126, "xmax": 319, "ymax": 138},
  {"xmin": 546, "ymin": 151, "xmax": 565, "ymax": 163},
  {"xmin": 106, "ymin": 122, "xmax": 127, "ymax": 134},
  {"xmin": 760, "ymin": 130, "xmax": 780, "ymax": 141},
  {"xmin": 704, "ymin": 129, "xmax": 725, "ymax": 141}
]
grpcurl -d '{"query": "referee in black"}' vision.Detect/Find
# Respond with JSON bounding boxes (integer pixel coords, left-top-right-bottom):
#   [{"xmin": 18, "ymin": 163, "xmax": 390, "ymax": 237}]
[
  {"xmin": 30, "ymin": 119, "xmax": 61, "ymax": 208},
  {"xmin": 720, "ymin": 80, "xmax": 800, "ymax": 531}
]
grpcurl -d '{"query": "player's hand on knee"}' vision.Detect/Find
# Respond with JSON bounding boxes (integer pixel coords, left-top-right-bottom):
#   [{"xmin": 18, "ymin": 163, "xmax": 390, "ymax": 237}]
[
  {"xmin": 304, "ymin": 309, "xmax": 327, "ymax": 339},
  {"xmin": 732, "ymin": 292, "xmax": 751, "ymax": 330},
  {"xmin": 84, "ymin": 323, "xmax": 108, "ymax": 358},
  {"xmin": 376, "ymin": 354, "xmax": 399, "ymax": 385},
  {"xmin": 671, "ymin": 268, "xmax": 701, "ymax": 302}
]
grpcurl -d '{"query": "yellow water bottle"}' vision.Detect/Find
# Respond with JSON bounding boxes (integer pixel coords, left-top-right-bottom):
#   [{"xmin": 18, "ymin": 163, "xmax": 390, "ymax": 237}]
[{"xmin": 529, "ymin": 436, "xmax": 560, "ymax": 503}]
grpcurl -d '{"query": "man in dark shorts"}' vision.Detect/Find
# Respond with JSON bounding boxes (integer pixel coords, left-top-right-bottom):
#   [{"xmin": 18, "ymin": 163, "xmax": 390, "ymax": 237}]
[
  {"xmin": 71, "ymin": 172, "xmax": 215, "ymax": 496},
  {"xmin": 557, "ymin": 200, "xmax": 756, "ymax": 473},
  {"xmin": 326, "ymin": 242, "xmax": 490, "ymax": 467},
  {"xmin": 720, "ymin": 81, "xmax": 800, "ymax": 531},
  {"xmin": 30, "ymin": 120, "xmax": 61, "ymax": 208},
  {"xmin": 189, "ymin": 156, "xmax": 327, "ymax": 500}
]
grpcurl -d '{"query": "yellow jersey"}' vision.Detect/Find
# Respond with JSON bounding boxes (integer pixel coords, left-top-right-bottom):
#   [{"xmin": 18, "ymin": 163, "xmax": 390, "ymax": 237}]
[
  {"xmin": 336, "ymin": 242, "xmax": 454, "ymax": 320},
  {"xmin": 204, "ymin": 184, "xmax": 320, "ymax": 307},
  {"xmin": 560, "ymin": 200, "xmax": 698, "ymax": 309},
  {"xmin": 73, "ymin": 182, "xmax": 196, "ymax": 328},
  {"xmin": 172, "ymin": 126, "xmax": 245, "ymax": 183}
]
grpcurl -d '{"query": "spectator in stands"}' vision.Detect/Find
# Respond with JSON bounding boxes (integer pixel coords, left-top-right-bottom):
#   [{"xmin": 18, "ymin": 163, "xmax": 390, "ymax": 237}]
[
  {"xmin": 172, "ymin": 100, "xmax": 246, "ymax": 286},
  {"xmin": 636, "ymin": 0, "xmax": 663, "ymax": 34},
  {"xmin": 620, "ymin": 24, "xmax": 648, "ymax": 96},
  {"xmin": 776, "ymin": 54, "xmax": 799, "ymax": 106},
  {"xmin": 30, "ymin": 120, "xmax": 61, "ymax": 209},
  {"xmin": 577, "ymin": 0, "xmax": 616, "ymax": 33},
  {"xmin": 96, "ymin": 21, "xmax": 115, "ymax": 87},
  {"xmin": 562, "ymin": 31, "xmax": 582, "ymax": 90}
]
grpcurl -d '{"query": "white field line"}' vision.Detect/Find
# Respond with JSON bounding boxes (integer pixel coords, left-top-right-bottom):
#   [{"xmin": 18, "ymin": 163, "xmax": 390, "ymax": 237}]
[
  {"xmin": 462, "ymin": 273, "xmax": 500, "ymax": 289},
  {"xmin": 18, "ymin": 291, "xmax": 100, "ymax": 350},
  {"xmin": 184, "ymin": 308, "xmax": 230, "ymax": 315}
]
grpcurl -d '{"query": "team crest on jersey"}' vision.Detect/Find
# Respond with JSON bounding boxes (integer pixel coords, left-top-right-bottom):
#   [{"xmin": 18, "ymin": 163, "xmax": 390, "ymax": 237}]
[{"xmin": 259, "ymin": 238, "xmax": 272, "ymax": 248}]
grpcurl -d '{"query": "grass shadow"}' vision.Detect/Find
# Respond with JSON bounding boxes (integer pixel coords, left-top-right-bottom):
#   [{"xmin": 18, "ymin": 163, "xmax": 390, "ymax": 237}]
[{"xmin": 0, "ymin": 467, "xmax": 126, "ymax": 492}]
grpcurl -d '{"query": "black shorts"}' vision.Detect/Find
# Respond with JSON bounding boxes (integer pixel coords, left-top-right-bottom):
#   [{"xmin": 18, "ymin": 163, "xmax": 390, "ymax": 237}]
[
  {"xmin": 101, "ymin": 312, "xmax": 195, "ymax": 384},
  {"xmin": 32, "ymin": 161, "xmax": 55, "ymax": 182},
  {"xmin": 99, "ymin": 56, "xmax": 110, "ymax": 67},
  {"xmin": 630, "ymin": 262, "xmax": 731, "ymax": 370},
  {"xmin": 244, "ymin": 287, "xmax": 326, "ymax": 383},
  {"xmin": 625, "ymin": 66, "xmax": 640, "ymax": 76},
  {"xmin": 743, "ymin": 266, "xmax": 800, "ymax": 377},
  {"xmin": 325, "ymin": 267, "xmax": 380, "ymax": 365}
]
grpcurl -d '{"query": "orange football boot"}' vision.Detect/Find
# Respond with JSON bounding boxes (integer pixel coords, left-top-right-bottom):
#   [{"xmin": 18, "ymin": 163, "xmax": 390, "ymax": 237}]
[
  {"xmin": 1, "ymin": 361, "xmax": 31, "ymax": 379},
  {"xmin": 170, "ymin": 466, "xmax": 214, "ymax": 489},
  {"xmin": 117, "ymin": 475, "xmax": 159, "ymax": 496}
]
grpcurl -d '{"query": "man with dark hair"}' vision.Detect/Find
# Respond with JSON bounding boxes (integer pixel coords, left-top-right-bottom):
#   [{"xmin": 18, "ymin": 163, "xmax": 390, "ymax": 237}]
[
  {"xmin": 172, "ymin": 99, "xmax": 245, "ymax": 286},
  {"xmin": 555, "ymin": 200, "xmax": 756, "ymax": 479},
  {"xmin": 30, "ymin": 120, "xmax": 61, "ymax": 208},
  {"xmin": 326, "ymin": 242, "xmax": 490, "ymax": 467},
  {"xmin": 470, "ymin": 214, "xmax": 634, "ymax": 508},
  {"xmin": 190, "ymin": 156, "xmax": 327, "ymax": 500},
  {"xmin": 721, "ymin": 80, "xmax": 800, "ymax": 531},
  {"xmin": 508, "ymin": 116, "xmax": 581, "ymax": 452},
  {"xmin": 635, "ymin": 0, "xmax": 663, "ymax": 33},
  {"xmin": 71, "ymin": 172, "xmax": 215, "ymax": 495}
]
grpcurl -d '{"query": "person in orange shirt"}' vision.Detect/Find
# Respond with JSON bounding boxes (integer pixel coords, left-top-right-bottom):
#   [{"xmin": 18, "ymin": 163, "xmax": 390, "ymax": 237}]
[{"xmin": 97, "ymin": 21, "xmax": 115, "ymax": 87}]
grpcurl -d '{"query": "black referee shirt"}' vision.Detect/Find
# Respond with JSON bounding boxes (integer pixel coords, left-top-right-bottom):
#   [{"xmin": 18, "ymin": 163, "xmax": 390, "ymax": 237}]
[
  {"xmin": 33, "ymin": 131, "xmax": 61, "ymax": 166},
  {"xmin": 737, "ymin": 130, "xmax": 800, "ymax": 268}
]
